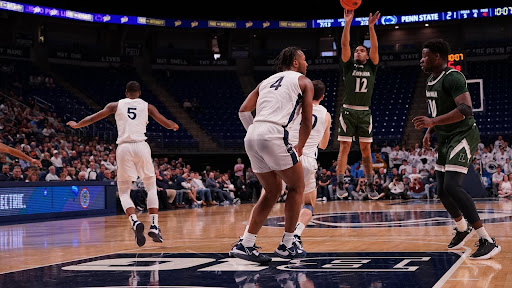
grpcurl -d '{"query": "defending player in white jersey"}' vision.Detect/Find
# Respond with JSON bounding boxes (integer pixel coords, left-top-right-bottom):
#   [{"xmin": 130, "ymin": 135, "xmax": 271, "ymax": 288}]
[
  {"xmin": 230, "ymin": 46, "xmax": 314, "ymax": 264},
  {"xmin": 67, "ymin": 81, "xmax": 179, "ymax": 247},
  {"xmin": 287, "ymin": 79, "xmax": 331, "ymax": 250},
  {"xmin": 252, "ymin": 80, "xmax": 331, "ymax": 252}
]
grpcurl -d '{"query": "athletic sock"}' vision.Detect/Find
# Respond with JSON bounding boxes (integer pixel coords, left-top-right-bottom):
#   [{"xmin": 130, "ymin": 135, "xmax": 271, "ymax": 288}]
[
  {"xmin": 129, "ymin": 214, "xmax": 139, "ymax": 229},
  {"xmin": 241, "ymin": 231, "xmax": 257, "ymax": 247},
  {"xmin": 295, "ymin": 222, "xmax": 306, "ymax": 236},
  {"xmin": 475, "ymin": 227, "xmax": 493, "ymax": 243},
  {"xmin": 282, "ymin": 232, "xmax": 294, "ymax": 247},
  {"xmin": 150, "ymin": 214, "xmax": 158, "ymax": 227},
  {"xmin": 455, "ymin": 218, "xmax": 468, "ymax": 231}
]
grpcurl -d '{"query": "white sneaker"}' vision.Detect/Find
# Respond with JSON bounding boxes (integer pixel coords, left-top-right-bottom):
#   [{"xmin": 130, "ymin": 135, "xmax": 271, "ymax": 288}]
[{"xmin": 322, "ymin": 197, "xmax": 327, "ymax": 202}]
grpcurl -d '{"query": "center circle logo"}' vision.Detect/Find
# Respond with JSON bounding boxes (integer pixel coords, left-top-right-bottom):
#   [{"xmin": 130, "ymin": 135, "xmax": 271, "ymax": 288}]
[
  {"xmin": 80, "ymin": 188, "xmax": 90, "ymax": 209},
  {"xmin": 263, "ymin": 210, "xmax": 512, "ymax": 228}
]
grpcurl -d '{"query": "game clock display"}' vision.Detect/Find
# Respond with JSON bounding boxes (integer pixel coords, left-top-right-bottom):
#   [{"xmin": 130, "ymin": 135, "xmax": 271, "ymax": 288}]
[{"xmin": 448, "ymin": 53, "xmax": 465, "ymax": 73}]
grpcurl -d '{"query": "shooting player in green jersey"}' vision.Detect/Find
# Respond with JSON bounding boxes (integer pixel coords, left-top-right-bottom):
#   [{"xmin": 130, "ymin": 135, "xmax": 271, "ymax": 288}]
[{"xmin": 336, "ymin": 9, "xmax": 381, "ymax": 200}]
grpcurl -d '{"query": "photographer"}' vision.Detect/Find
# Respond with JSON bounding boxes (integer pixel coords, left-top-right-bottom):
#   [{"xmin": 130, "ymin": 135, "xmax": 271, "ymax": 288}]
[
  {"xmin": 407, "ymin": 176, "xmax": 427, "ymax": 199},
  {"xmin": 387, "ymin": 176, "xmax": 407, "ymax": 200},
  {"xmin": 352, "ymin": 177, "xmax": 368, "ymax": 201}
]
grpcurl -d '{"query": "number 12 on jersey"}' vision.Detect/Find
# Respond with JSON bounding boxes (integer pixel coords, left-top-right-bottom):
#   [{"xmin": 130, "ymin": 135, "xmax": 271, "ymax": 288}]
[{"xmin": 355, "ymin": 77, "xmax": 368, "ymax": 93}]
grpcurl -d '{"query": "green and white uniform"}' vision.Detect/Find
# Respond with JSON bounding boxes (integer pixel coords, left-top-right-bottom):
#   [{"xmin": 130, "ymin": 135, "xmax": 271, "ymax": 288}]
[
  {"xmin": 426, "ymin": 67, "xmax": 479, "ymax": 174},
  {"xmin": 338, "ymin": 57, "xmax": 377, "ymax": 142}
]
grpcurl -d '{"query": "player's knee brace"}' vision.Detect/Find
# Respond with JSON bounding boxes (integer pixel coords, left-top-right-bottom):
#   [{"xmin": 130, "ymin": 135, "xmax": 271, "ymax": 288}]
[
  {"xmin": 118, "ymin": 180, "xmax": 134, "ymax": 212},
  {"xmin": 303, "ymin": 204, "xmax": 314, "ymax": 214},
  {"xmin": 143, "ymin": 176, "xmax": 159, "ymax": 209}
]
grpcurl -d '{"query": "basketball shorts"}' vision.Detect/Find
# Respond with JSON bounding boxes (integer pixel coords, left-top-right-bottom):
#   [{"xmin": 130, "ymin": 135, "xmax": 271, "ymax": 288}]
[
  {"xmin": 435, "ymin": 124, "xmax": 480, "ymax": 174},
  {"xmin": 116, "ymin": 141, "xmax": 155, "ymax": 181},
  {"xmin": 301, "ymin": 155, "xmax": 318, "ymax": 193},
  {"xmin": 245, "ymin": 122, "xmax": 299, "ymax": 174},
  {"xmin": 338, "ymin": 106, "xmax": 373, "ymax": 143}
]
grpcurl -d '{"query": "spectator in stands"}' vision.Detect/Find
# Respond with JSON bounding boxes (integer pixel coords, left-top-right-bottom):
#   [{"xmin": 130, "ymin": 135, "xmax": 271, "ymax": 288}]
[
  {"xmin": 59, "ymin": 172, "xmax": 67, "ymax": 182},
  {"xmin": 102, "ymin": 169, "xmax": 113, "ymax": 181},
  {"xmin": 375, "ymin": 167, "xmax": 390, "ymax": 188},
  {"xmin": 338, "ymin": 168, "xmax": 355, "ymax": 200},
  {"xmin": 406, "ymin": 167, "xmax": 422, "ymax": 181},
  {"xmin": 408, "ymin": 150, "xmax": 420, "ymax": 168},
  {"xmin": 77, "ymin": 171, "xmax": 87, "ymax": 181},
  {"xmin": 85, "ymin": 161, "xmax": 98, "ymax": 180},
  {"xmin": 408, "ymin": 176, "xmax": 427, "ymax": 199},
  {"xmin": 0, "ymin": 164, "xmax": 10, "ymax": 181},
  {"xmin": 217, "ymin": 174, "xmax": 240, "ymax": 205},
  {"xmin": 190, "ymin": 172, "xmax": 216, "ymax": 206},
  {"xmin": 492, "ymin": 166, "xmax": 504, "ymax": 197},
  {"xmin": 245, "ymin": 167, "xmax": 261, "ymax": 202},
  {"xmin": 162, "ymin": 171, "xmax": 184, "ymax": 208},
  {"xmin": 50, "ymin": 150, "xmax": 63, "ymax": 174},
  {"xmin": 422, "ymin": 168, "xmax": 437, "ymax": 198},
  {"xmin": 235, "ymin": 174, "xmax": 248, "ymax": 202},
  {"xmin": 60, "ymin": 150, "xmax": 71, "ymax": 167},
  {"xmin": 205, "ymin": 172, "xmax": 230, "ymax": 205},
  {"xmin": 480, "ymin": 147, "xmax": 493, "ymax": 168},
  {"xmin": 25, "ymin": 170, "xmax": 39, "ymax": 182},
  {"xmin": 234, "ymin": 158, "xmax": 244, "ymax": 181},
  {"xmin": 180, "ymin": 173, "xmax": 202, "ymax": 207},
  {"xmin": 498, "ymin": 174, "xmax": 512, "ymax": 198},
  {"xmin": 387, "ymin": 176, "xmax": 407, "ymax": 200},
  {"xmin": 154, "ymin": 170, "xmax": 173, "ymax": 210},
  {"xmin": 389, "ymin": 145, "xmax": 404, "ymax": 169},
  {"xmin": 316, "ymin": 168, "xmax": 330, "ymax": 202},
  {"xmin": 40, "ymin": 152, "xmax": 51, "ymax": 170},
  {"xmin": 504, "ymin": 159, "xmax": 512, "ymax": 175},
  {"xmin": 399, "ymin": 159, "xmax": 412, "ymax": 175},
  {"xmin": 8, "ymin": 165, "xmax": 24, "ymax": 181},
  {"xmin": 495, "ymin": 146, "xmax": 509, "ymax": 169},
  {"xmin": 97, "ymin": 164, "xmax": 106, "ymax": 181},
  {"xmin": 373, "ymin": 177, "xmax": 386, "ymax": 199},
  {"xmin": 45, "ymin": 166, "xmax": 59, "ymax": 181}
]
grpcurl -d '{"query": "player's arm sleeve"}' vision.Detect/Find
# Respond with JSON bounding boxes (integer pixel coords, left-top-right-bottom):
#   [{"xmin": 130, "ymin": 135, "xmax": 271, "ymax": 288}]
[{"xmin": 443, "ymin": 71, "xmax": 469, "ymax": 99}]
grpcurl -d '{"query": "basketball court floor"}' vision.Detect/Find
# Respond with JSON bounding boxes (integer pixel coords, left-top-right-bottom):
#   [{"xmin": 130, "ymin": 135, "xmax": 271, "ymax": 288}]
[{"xmin": 0, "ymin": 198, "xmax": 510, "ymax": 287}]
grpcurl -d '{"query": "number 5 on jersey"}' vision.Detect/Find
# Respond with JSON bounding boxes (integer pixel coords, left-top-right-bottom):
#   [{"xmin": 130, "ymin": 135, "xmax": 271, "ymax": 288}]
[{"xmin": 127, "ymin": 107, "xmax": 137, "ymax": 120}]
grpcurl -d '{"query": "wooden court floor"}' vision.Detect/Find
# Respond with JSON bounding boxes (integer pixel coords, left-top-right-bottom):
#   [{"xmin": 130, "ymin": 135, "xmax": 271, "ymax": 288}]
[{"xmin": 0, "ymin": 198, "xmax": 511, "ymax": 288}]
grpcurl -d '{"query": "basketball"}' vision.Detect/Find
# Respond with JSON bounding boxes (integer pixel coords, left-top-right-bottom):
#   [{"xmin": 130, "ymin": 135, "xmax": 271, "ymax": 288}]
[{"xmin": 340, "ymin": 0, "xmax": 361, "ymax": 10}]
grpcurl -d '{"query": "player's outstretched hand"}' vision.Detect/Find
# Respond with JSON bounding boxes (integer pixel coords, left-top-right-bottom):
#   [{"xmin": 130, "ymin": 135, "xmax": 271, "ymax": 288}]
[
  {"xmin": 67, "ymin": 121, "xmax": 78, "ymax": 129},
  {"xmin": 412, "ymin": 116, "xmax": 435, "ymax": 129},
  {"xmin": 369, "ymin": 11, "xmax": 380, "ymax": 26},
  {"xmin": 31, "ymin": 158, "xmax": 42, "ymax": 168},
  {"xmin": 172, "ymin": 123, "xmax": 179, "ymax": 131}
]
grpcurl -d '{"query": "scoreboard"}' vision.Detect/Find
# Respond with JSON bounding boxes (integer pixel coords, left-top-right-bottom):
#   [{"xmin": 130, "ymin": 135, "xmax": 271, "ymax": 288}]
[{"xmin": 0, "ymin": 1, "xmax": 510, "ymax": 29}]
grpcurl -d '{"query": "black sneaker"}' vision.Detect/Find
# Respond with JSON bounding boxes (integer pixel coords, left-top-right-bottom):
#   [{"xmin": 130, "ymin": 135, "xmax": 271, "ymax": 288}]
[
  {"xmin": 470, "ymin": 237, "xmax": 501, "ymax": 260},
  {"xmin": 133, "ymin": 221, "xmax": 146, "ymax": 247},
  {"xmin": 148, "ymin": 225, "xmax": 163, "ymax": 243},
  {"xmin": 274, "ymin": 240, "xmax": 306, "ymax": 259},
  {"xmin": 366, "ymin": 183, "xmax": 379, "ymax": 200},
  {"xmin": 447, "ymin": 226, "xmax": 474, "ymax": 249},
  {"xmin": 294, "ymin": 234, "xmax": 303, "ymax": 251},
  {"xmin": 229, "ymin": 240, "xmax": 272, "ymax": 264}
]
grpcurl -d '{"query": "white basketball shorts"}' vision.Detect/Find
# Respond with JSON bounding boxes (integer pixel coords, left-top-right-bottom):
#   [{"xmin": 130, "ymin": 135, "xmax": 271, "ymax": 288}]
[
  {"xmin": 116, "ymin": 141, "xmax": 155, "ymax": 182},
  {"xmin": 244, "ymin": 122, "xmax": 299, "ymax": 174}
]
